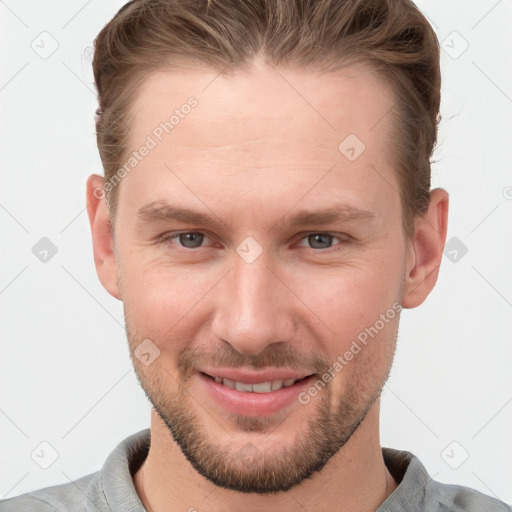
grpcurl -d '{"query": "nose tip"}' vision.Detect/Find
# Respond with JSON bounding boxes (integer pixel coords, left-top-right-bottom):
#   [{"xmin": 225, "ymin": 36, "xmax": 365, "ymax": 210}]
[{"xmin": 211, "ymin": 257, "xmax": 294, "ymax": 355}]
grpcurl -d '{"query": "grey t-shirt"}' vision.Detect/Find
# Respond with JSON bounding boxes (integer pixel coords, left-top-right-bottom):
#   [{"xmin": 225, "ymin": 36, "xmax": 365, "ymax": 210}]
[{"xmin": 1, "ymin": 428, "xmax": 510, "ymax": 511}]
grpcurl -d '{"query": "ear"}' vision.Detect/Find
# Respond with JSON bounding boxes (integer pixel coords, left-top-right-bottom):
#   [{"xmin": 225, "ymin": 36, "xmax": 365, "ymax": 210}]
[
  {"xmin": 86, "ymin": 174, "xmax": 121, "ymax": 300},
  {"xmin": 402, "ymin": 188, "xmax": 449, "ymax": 308}
]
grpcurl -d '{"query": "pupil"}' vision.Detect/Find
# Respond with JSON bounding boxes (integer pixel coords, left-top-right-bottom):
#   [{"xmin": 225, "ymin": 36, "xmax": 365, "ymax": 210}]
[
  {"xmin": 309, "ymin": 233, "xmax": 332, "ymax": 249},
  {"xmin": 180, "ymin": 233, "xmax": 204, "ymax": 248}
]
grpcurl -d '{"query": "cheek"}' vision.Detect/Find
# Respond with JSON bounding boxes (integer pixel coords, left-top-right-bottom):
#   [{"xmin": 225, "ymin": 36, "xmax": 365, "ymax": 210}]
[
  {"xmin": 324, "ymin": 309, "xmax": 400, "ymax": 412},
  {"xmin": 289, "ymin": 249, "xmax": 403, "ymax": 337},
  {"xmin": 119, "ymin": 250, "xmax": 218, "ymax": 345}
]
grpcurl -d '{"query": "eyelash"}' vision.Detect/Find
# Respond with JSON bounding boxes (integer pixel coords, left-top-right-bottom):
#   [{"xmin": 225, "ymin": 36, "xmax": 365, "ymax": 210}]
[{"xmin": 157, "ymin": 231, "xmax": 350, "ymax": 252}]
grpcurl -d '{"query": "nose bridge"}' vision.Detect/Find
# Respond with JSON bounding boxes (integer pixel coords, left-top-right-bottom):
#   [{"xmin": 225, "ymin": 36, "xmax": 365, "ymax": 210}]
[{"xmin": 212, "ymin": 250, "xmax": 292, "ymax": 354}]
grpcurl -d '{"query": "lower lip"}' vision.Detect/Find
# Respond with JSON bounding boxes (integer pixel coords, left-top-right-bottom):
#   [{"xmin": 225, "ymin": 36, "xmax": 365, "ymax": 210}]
[{"xmin": 198, "ymin": 372, "xmax": 315, "ymax": 416}]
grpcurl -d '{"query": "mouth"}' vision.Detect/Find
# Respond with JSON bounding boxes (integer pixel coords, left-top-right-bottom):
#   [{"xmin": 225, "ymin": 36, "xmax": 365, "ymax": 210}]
[
  {"xmin": 197, "ymin": 370, "xmax": 317, "ymax": 417},
  {"xmin": 200, "ymin": 371, "xmax": 314, "ymax": 393}
]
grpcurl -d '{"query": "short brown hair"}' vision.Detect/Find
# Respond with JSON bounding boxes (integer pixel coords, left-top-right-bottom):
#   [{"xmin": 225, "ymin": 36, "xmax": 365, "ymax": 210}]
[{"xmin": 93, "ymin": 0, "xmax": 440, "ymax": 237}]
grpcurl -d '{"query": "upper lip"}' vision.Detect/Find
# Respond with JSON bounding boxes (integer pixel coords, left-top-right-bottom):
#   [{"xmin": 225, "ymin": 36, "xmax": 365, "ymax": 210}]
[{"xmin": 198, "ymin": 367, "xmax": 314, "ymax": 384}]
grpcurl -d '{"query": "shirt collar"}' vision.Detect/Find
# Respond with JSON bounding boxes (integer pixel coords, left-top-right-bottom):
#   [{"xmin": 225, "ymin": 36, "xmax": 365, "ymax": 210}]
[{"xmin": 90, "ymin": 429, "xmax": 438, "ymax": 511}]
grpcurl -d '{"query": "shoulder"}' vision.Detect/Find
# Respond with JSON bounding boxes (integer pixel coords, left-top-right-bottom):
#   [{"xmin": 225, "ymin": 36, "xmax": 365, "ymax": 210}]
[
  {"xmin": 434, "ymin": 481, "xmax": 512, "ymax": 512},
  {"xmin": 381, "ymin": 447, "xmax": 511, "ymax": 512},
  {"xmin": 0, "ymin": 429, "xmax": 150, "ymax": 512},
  {"xmin": 0, "ymin": 472, "xmax": 102, "ymax": 512}
]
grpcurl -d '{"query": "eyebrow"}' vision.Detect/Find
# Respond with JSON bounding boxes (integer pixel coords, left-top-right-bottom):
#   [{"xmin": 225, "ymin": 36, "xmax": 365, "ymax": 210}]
[{"xmin": 137, "ymin": 201, "xmax": 377, "ymax": 231}]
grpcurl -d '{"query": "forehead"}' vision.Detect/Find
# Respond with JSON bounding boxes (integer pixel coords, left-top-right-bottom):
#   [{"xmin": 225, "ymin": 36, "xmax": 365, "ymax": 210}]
[
  {"xmin": 130, "ymin": 60, "xmax": 395, "ymax": 153},
  {"xmin": 120, "ymin": 61, "xmax": 400, "ymax": 222}
]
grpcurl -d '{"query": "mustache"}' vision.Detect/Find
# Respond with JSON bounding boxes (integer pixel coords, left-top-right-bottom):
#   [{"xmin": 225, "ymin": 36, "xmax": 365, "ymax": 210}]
[{"xmin": 176, "ymin": 341, "xmax": 330, "ymax": 381}]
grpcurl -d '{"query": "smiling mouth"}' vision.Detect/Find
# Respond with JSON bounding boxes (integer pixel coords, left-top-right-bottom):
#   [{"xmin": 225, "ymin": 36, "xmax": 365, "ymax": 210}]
[{"xmin": 201, "ymin": 372, "xmax": 314, "ymax": 393}]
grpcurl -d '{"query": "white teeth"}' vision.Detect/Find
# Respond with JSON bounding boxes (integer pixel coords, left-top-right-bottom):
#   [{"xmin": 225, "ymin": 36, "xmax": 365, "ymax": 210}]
[
  {"xmin": 211, "ymin": 375, "xmax": 300, "ymax": 393},
  {"xmin": 251, "ymin": 381, "xmax": 273, "ymax": 393},
  {"xmin": 271, "ymin": 380, "xmax": 284, "ymax": 391},
  {"xmin": 222, "ymin": 378, "xmax": 235, "ymax": 389},
  {"xmin": 235, "ymin": 381, "xmax": 253, "ymax": 392}
]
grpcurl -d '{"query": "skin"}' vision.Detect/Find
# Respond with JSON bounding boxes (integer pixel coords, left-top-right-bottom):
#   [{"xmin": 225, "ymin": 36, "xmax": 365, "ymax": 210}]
[{"xmin": 86, "ymin": 56, "xmax": 448, "ymax": 512}]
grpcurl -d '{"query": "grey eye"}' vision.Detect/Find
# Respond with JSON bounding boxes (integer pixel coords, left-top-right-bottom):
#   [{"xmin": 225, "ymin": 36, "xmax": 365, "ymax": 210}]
[
  {"xmin": 178, "ymin": 232, "xmax": 204, "ymax": 248},
  {"xmin": 307, "ymin": 233, "xmax": 334, "ymax": 249}
]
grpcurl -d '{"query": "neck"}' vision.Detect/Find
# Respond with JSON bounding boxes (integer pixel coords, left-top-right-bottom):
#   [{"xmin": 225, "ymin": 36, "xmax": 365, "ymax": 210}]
[{"xmin": 133, "ymin": 401, "xmax": 398, "ymax": 512}]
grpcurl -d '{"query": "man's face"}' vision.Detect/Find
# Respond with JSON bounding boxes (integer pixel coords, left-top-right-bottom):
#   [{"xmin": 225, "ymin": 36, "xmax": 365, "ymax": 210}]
[{"xmin": 113, "ymin": 60, "xmax": 410, "ymax": 493}]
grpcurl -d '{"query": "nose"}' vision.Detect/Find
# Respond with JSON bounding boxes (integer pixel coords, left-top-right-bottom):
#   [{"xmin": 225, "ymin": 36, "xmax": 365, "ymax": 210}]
[{"xmin": 210, "ymin": 251, "xmax": 295, "ymax": 355}]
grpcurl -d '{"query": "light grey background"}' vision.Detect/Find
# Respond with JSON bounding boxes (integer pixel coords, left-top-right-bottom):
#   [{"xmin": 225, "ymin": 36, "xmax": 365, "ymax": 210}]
[{"xmin": 1, "ymin": 0, "xmax": 511, "ymax": 504}]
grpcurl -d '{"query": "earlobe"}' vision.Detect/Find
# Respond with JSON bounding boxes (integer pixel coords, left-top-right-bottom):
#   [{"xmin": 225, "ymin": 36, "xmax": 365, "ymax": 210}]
[
  {"xmin": 86, "ymin": 174, "xmax": 121, "ymax": 300},
  {"xmin": 402, "ymin": 188, "xmax": 449, "ymax": 308}
]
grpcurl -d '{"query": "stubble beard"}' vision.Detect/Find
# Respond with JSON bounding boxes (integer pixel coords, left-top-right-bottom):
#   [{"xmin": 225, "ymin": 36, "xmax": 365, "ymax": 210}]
[{"xmin": 129, "ymin": 334, "xmax": 393, "ymax": 494}]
